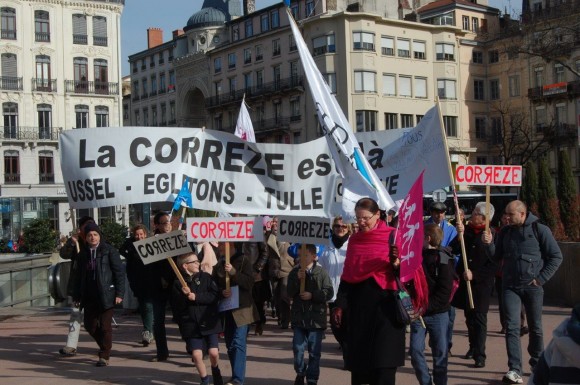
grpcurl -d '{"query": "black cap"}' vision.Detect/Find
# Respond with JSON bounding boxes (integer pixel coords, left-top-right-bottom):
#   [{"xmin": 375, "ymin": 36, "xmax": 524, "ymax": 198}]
[
  {"xmin": 429, "ymin": 201, "xmax": 447, "ymax": 212},
  {"xmin": 78, "ymin": 216, "xmax": 94, "ymax": 228},
  {"xmin": 84, "ymin": 222, "xmax": 101, "ymax": 235}
]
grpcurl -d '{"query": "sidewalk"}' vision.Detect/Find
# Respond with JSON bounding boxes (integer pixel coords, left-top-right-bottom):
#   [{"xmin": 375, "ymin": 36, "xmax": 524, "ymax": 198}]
[{"xmin": 0, "ymin": 301, "xmax": 572, "ymax": 385}]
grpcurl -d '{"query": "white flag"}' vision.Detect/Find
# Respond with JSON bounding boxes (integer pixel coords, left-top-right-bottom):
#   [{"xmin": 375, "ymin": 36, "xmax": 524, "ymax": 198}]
[
  {"xmin": 286, "ymin": 8, "xmax": 395, "ymax": 213},
  {"xmin": 234, "ymin": 97, "xmax": 256, "ymax": 143}
]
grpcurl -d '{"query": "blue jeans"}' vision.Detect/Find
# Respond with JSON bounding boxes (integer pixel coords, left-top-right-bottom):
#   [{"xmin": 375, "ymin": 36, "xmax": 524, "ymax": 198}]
[
  {"xmin": 503, "ymin": 286, "xmax": 544, "ymax": 374},
  {"xmin": 447, "ymin": 306, "xmax": 455, "ymax": 352},
  {"xmin": 224, "ymin": 312, "xmax": 249, "ymax": 385},
  {"xmin": 152, "ymin": 296, "xmax": 168, "ymax": 357},
  {"xmin": 292, "ymin": 327, "xmax": 323, "ymax": 384},
  {"xmin": 410, "ymin": 312, "xmax": 450, "ymax": 385}
]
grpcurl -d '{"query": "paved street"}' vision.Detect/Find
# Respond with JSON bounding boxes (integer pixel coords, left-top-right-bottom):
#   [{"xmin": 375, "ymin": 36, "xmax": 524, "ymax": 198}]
[{"xmin": 0, "ymin": 301, "xmax": 571, "ymax": 385}]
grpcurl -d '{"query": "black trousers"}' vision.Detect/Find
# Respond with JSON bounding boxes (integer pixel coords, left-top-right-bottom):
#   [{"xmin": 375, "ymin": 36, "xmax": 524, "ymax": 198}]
[
  {"xmin": 464, "ymin": 309, "xmax": 487, "ymax": 361},
  {"xmin": 83, "ymin": 303, "xmax": 114, "ymax": 359},
  {"xmin": 351, "ymin": 367, "xmax": 397, "ymax": 385}
]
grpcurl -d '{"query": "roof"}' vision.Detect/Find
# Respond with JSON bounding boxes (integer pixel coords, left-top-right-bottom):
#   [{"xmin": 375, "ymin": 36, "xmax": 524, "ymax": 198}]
[
  {"xmin": 418, "ymin": 0, "xmax": 489, "ymax": 14},
  {"xmin": 186, "ymin": 7, "xmax": 226, "ymax": 30}
]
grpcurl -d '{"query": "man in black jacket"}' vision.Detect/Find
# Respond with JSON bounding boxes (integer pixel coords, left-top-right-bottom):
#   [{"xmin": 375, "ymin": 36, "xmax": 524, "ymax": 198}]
[{"xmin": 71, "ymin": 223, "xmax": 124, "ymax": 367}]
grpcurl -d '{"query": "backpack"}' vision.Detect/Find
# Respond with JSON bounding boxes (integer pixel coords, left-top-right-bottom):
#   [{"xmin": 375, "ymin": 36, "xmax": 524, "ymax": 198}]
[{"xmin": 437, "ymin": 247, "xmax": 460, "ymax": 303}]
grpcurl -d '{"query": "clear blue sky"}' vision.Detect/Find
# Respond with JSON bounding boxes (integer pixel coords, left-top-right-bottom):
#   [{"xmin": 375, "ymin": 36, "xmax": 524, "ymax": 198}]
[{"xmin": 120, "ymin": 0, "xmax": 521, "ymax": 76}]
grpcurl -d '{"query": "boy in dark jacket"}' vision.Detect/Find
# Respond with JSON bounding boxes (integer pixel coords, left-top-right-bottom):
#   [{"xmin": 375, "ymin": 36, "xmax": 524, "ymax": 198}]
[
  {"xmin": 410, "ymin": 224, "xmax": 454, "ymax": 385},
  {"xmin": 287, "ymin": 244, "xmax": 334, "ymax": 385},
  {"xmin": 171, "ymin": 252, "xmax": 223, "ymax": 385}
]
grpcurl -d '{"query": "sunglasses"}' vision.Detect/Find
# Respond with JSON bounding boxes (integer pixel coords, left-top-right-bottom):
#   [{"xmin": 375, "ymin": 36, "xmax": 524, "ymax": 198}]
[{"xmin": 333, "ymin": 224, "xmax": 348, "ymax": 229}]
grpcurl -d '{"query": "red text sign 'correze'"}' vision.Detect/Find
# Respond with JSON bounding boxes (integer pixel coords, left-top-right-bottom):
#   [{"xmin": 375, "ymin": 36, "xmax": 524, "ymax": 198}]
[{"xmin": 455, "ymin": 165, "xmax": 522, "ymax": 186}]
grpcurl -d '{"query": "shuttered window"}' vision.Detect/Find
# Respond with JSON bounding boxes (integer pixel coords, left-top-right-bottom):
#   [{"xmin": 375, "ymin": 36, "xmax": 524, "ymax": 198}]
[
  {"xmin": 72, "ymin": 14, "xmax": 87, "ymax": 44},
  {"xmin": 93, "ymin": 16, "xmax": 107, "ymax": 46},
  {"xmin": 1, "ymin": 53, "xmax": 17, "ymax": 77}
]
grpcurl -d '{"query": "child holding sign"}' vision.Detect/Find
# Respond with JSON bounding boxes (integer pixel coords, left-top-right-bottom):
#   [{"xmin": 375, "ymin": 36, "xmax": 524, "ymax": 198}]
[
  {"xmin": 171, "ymin": 253, "xmax": 223, "ymax": 385},
  {"xmin": 287, "ymin": 244, "xmax": 333, "ymax": 385}
]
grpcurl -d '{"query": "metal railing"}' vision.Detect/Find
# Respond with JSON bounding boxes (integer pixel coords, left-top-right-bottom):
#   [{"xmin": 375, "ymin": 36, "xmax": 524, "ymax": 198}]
[
  {"xmin": 0, "ymin": 254, "xmax": 52, "ymax": 308},
  {"xmin": 35, "ymin": 32, "xmax": 50, "ymax": 42},
  {"xmin": 0, "ymin": 77, "xmax": 23, "ymax": 91},
  {"xmin": 93, "ymin": 36, "xmax": 107, "ymax": 46},
  {"xmin": 65, "ymin": 80, "xmax": 119, "ymax": 95},
  {"xmin": 73, "ymin": 34, "xmax": 87, "ymax": 44},
  {"xmin": 1, "ymin": 126, "xmax": 61, "ymax": 141},
  {"xmin": 32, "ymin": 78, "xmax": 57, "ymax": 92}
]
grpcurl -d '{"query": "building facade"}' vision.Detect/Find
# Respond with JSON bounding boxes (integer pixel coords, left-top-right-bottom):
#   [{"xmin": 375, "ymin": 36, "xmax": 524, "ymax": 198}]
[{"xmin": 0, "ymin": 0, "xmax": 124, "ymax": 242}]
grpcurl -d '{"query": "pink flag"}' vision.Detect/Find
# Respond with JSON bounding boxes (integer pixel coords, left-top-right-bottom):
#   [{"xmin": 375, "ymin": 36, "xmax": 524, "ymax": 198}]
[{"xmin": 397, "ymin": 170, "xmax": 425, "ymax": 283}]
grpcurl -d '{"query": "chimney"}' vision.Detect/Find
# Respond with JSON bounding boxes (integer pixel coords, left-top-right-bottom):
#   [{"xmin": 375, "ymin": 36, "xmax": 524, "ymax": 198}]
[
  {"xmin": 243, "ymin": 0, "xmax": 256, "ymax": 15},
  {"xmin": 172, "ymin": 29, "xmax": 184, "ymax": 39},
  {"xmin": 147, "ymin": 28, "xmax": 163, "ymax": 49}
]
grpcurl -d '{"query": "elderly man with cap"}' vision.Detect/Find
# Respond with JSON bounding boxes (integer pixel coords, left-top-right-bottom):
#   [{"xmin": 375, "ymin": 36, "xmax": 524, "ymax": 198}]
[
  {"xmin": 425, "ymin": 201, "xmax": 460, "ymax": 356},
  {"xmin": 71, "ymin": 222, "xmax": 125, "ymax": 367}
]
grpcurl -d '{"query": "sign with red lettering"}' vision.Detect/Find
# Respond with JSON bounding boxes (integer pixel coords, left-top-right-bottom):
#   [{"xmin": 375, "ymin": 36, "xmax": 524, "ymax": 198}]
[
  {"xmin": 455, "ymin": 165, "xmax": 522, "ymax": 186},
  {"xmin": 186, "ymin": 217, "xmax": 264, "ymax": 242},
  {"xmin": 277, "ymin": 216, "xmax": 331, "ymax": 245},
  {"xmin": 134, "ymin": 230, "xmax": 192, "ymax": 265}
]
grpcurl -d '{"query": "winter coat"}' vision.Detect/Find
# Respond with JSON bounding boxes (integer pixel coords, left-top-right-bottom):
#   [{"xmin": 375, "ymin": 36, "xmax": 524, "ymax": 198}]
[
  {"xmin": 119, "ymin": 237, "xmax": 157, "ymax": 299},
  {"xmin": 170, "ymin": 271, "xmax": 222, "ymax": 339},
  {"xmin": 71, "ymin": 242, "xmax": 125, "ymax": 310},
  {"xmin": 318, "ymin": 239, "xmax": 348, "ymax": 302},
  {"xmin": 287, "ymin": 263, "xmax": 333, "ymax": 330},
  {"xmin": 486, "ymin": 212, "xmax": 563, "ymax": 288},
  {"xmin": 266, "ymin": 232, "xmax": 294, "ymax": 279},
  {"xmin": 422, "ymin": 248, "xmax": 454, "ymax": 316}
]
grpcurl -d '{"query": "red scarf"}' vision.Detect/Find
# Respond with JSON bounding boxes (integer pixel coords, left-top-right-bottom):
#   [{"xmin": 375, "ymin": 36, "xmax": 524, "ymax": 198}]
[
  {"xmin": 341, "ymin": 220, "xmax": 397, "ymax": 290},
  {"xmin": 468, "ymin": 222, "xmax": 486, "ymax": 234}
]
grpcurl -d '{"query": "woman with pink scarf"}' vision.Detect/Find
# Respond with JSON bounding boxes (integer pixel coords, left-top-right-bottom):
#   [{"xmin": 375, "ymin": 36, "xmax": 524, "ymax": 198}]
[{"xmin": 331, "ymin": 198, "xmax": 405, "ymax": 385}]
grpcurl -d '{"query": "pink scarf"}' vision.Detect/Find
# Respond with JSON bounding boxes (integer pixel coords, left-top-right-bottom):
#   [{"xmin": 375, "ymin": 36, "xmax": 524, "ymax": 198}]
[{"xmin": 342, "ymin": 220, "xmax": 397, "ymax": 290}]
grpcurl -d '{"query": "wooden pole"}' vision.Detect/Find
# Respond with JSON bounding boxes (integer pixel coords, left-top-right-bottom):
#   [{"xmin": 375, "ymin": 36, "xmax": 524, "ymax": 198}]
[
  {"xmin": 485, "ymin": 185, "xmax": 491, "ymax": 233},
  {"xmin": 167, "ymin": 257, "xmax": 187, "ymax": 289},
  {"xmin": 299, "ymin": 243, "xmax": 306, "ymax": 293},
  {"xmin": 436, "ymin": 98, "xmax": 474, "ymax": 309},
  {"xmin": 225, "ymin": 242, "xmax": 231, "ymax": 290}
]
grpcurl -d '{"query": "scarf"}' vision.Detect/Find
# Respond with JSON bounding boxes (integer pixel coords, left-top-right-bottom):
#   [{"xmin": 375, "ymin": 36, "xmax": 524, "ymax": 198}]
[
  {"xmin": 341, "ymin": 220, "xmax": 397, "ymax": 290},
  {"xmin": 468, "ymin": 222, "xmax": 486, "ymax": 235},
  {"xmin": 331, "ymin": 232, "xmax": 349, "ymax": 250}
]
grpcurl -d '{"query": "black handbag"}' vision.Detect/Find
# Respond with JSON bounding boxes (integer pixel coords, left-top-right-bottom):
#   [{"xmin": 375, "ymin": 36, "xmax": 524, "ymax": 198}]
[{"xmin": 394, "ymin": 276, "xmax": 418, "ymax": 326}]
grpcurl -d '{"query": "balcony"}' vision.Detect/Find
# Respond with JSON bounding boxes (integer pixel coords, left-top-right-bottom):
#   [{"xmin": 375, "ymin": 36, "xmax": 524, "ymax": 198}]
[
  {"xmin": 40, "ymin": 173, "xmax": 55, "ymax": 184},
  {"xmin": 35, "ymin": 32, "xmax": 50, "ymax": 42},
  {"xmin": 73, "ymin": 34, "xmax": 87, "ymax": 45},
  {"xmin": 0, "ymin": 76, "xmax": 23, "ymax": 91},
  {"xmin": 254, "ymin": 116, "xmax": 290, "ymax": 133},
  {"xmin": 1, "ymin": 29, "xmax": 16, "ymax": 39},
  {"xmin": 205, "ymin": 76, "xmax": 304, "ymax": 108},
  {"xmin": 1, "ymin": 126, "xmax": 61, "ymax": 141},
  {"xmin": 93, "ymin": 36, "xmax": 108, "ymax": 46},
  {"xmin": 527, "ymin": 80, "xmax": 580, "ymax": 102},
  {"xmin": 4, "ymin": 173, "xmax": 20, "ymax": 184},
  {"xmin": 182, "ymin": 116, "xmax": 206, "ymax": 128},
  {"xmin": 65, "ymin": 80, "xmax": 119, "ymax": 95},
  {"xmin": 32, "ymin": 78, "xmax": 57, "ymax": 92}
]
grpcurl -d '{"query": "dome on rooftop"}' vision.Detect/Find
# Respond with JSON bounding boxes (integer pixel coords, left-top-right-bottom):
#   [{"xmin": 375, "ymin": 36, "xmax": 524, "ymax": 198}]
[{"xmin": 186, "ymin": 7, "xmax": 226, "ymax": 30}]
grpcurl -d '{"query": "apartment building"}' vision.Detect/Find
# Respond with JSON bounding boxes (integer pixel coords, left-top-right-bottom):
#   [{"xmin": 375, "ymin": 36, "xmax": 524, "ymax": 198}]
[{"xmin": 0, "ymin": 0, "xmax": 124, "ymax": 240}]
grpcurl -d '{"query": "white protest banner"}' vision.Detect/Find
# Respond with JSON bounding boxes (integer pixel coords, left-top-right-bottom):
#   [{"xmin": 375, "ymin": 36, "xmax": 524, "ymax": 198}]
[
  {"xmin": 134, "ymin": 230, "xmax": 191, "ymax": 265},
  {"xmin": 455, "ymin": 165, "xmax": 523, "ymax": 186},
  {"xmin": 59, "ymin": 108, "xmax": 451, "ymax": 216},
  {"xmin": 277, "ymin": 216, "xmax": 331, "ymax": 245},
  {"xmin": 186, "ymin": 217, "xmax": 264, "ymax": 243}
]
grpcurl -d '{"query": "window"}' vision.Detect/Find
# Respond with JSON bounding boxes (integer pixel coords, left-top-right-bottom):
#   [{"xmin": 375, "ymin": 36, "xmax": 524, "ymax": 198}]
[
  {"xmin": 489, "ymin": 50, "xmax": 499, "ymax": 63},
  {"xmin": 37, "ymin": 104, "xmax": 52, "ymax": 139},
  {"xmin": 290, "ymin": 97, "xmax": 301, "ymax": 121},
  {"xmin": 256, "ymin": 70, "xmax": 264, "ymax": 90},
  {"xmin": 39, "ymin": 151, "xmax": 54, "ymax": 183},
  {"xmin": 306, "ymin": 0, "xmax": 315, "ymax": 16},
  {"xmin": 75, "ymin": 104, "xmax": 89, "ymax": 128},
  {"xmin": 290, "ymin": 60, "xmax": 299, "ymax": 86},
  {"xmin": 149, "ymin": 55, "xmax": 155, "ymax": 68},
  {"xmin": 490, "ymin": 117, "xmax": 502, "ymax": 144},
  {"xmin": 436, "ymin": 43, "xmax": 454, "ymax": 61},
  {"xmin": 1, "ymin": 53, "xmax": 18, "ymax": 90},
  {"xmin": 4, "ymin": 150, "xmax": 19, "ymax": 184},
  {"xmin": 214, "ymin": 81, "xmax": 222, "ymax": 97},
  {"xmin": 534, "ymin": 67, "xmax": 544, "ymax": 87},
  {"xmin": 161, "ymin": 103, "xmax": 167, "ymax": 125},
  {"xmin": 353, "ymin": 32, "xmax": 374, "ymax": 51},
  {"xmin": 471, "ymin": 17, "xmax": 479, "ymax": 33},
  {"xmin": 72, "ymin": 14, "xmax": 87, "ymax": 44},
  {"xmin": 475, "ymin": 117, "xmax": 486, "ymax": 139},
  {"xmin": 555, "ymin": 103, "xmax": 567, "ymax": 126},
  {"xmin": 474, "ymin": 80, "xmax": 484, "ymax": 100},
  {"xmin": 383, "ymin": 74, "xmax": 396, "ymax": 96},
  {"xmin": 535, "ymin": 107, "xmax": 546, "ymax": 132},
  {"xmin": 554, "ymin": 64, "xmax": 565, "ymax": 83},
  {"xmin": 313, "ymin": 35, "xmax": 335, "ymax": 56},
  {"xmin": 132, "ymin": 81, "xmax": 138, "ymax": 97},
  {"xmin": 399, "ymin": 75, "xmax": 412, "ymax": 97},
  {"xmin": 509, "ymin": 75, "xmax": 520, "ymax": 97},
  {"xmin": 271, "ymin": 10, "xmax": 280, "ymax": 28},
  {"xmin": 416, "ymin": 115, "xmax": 424, "ymax": 124},
  {"xmin": 214, "ymin": 57, "xmax": 222, "ymax": 73},
  {"xmin": 73, "ymin": 57, "xmax": 88, "ymax": 93},
  {"xmin": 443, "ymin": 116, "xmax": 458, "ymax": 137},
  {"xmin": 289, "ymin": 35, "xmax": 297, "ymax": 52},
  {"xmin": 3, "ymin": 102, "xmax": 18, "ymax": 139},
  {"xmin": 214, "ymin": 114, "xmax": 222, "ymax": 130},
  {"xmin": 152, "ymin": 106, "xmax": 157, "ymax": 126},
  {"xmin": 93, "ymin": 16, "xmax": 107, "ymax": 46},
  {"xmin": 244, "ymin": 72, "xmax": 252, "ymax": 92},
  {"xmin": 472, "ymin": 51, "xmax": 483, "ymax": 64},
  {"xmin": 273, "ymin": 65, "xmax": 281, "ymax": 89},
  {"xmin": 434, "ymin": 13, "xmax": 454, "ymax": 25},
  {"xmin": 397, "ymin": 39, "xmax": 410, "ymax": 58},
  {"xmin": 476, "ymin": 156, "xmax": 487, "ymax": 165},
  {"xmin": 381, "ymin": 36, "xmax": 394, "ymax": 56},
  {"xmin": 322, "ymin": 73, "xmax": 336, "ymax": 94},
  {"xmin": 160, "ymin": 73, "xmax": 166, "ymax": 92},
  {"xmin": 35, "ymin": 11, "xmax": 50, "ymax": 42},
  {"xmin": 415, "ymin": 77, "xmax": 427, "ymax": 98},
  {"xmin": 1, "ymin": 8, "xmax": 16, "ymax": 39},
  {"xmin": 245, "ymin": 20, "xmax": 253, "ymax": 38},
  {"xmin": 96, "ymin": 106, "xmax": 108, "ymax": 127},
  {"xmin": 256, "ymin": 44, "xmax": 263, "ymax": 61},
  {"xmin": 462, "ymin": 15, "xmax": 469, "ymax": 30},
  {"xmin": 354, "ymin": 71, "xmax": 376, "ymax": 92},
  {"xmin": 356, "ymin": 110, "xmax": 377, "ymax": 132},
  {"xmin": 413, "ymin": 41, "xmax": 426, "ymax": 59},
  {"xmin": 489, "ymin": 79, "xmax": 500, "ymax": 100},
  {"xmin": 169, "ymin": 70, "xmax": 175, "ymax": 90},
  {"xmin": 385, "ymin": 113, "xmax": 398, "ymax": 130},
  {"xmin": 291, "ymin": 2, "xmax": 300, "ymax": 19},
  {"xmin": 272, "ymin": 39, "xmax": 281, "ymax": 56},
  {"xmin": 228, "ymin": 53, "xmax": 236, "ymax": 69},
  {"xmin": 261, "ymin": 14, "xmax": 270, "ymax": 32},
  {"xmin": 134, "ymin": 110, "xmax": 140, "ymax": 125},
  {"xmin": 437, "ymin": 79, "xmax": 456, "ymax": 99},
  {"xmin": 143, "ymin": 108, "xmax": 149, "ymax": 127},
  {"xmin": 141, "ymin": 78, "xmax": 148, "ymax": 97},
  {"xmin": 244, "ymin": 48, "xmax": 251, "ymax": 64},
  {"xmin": 401, "ymin": 114, "xmax": 413, "ymax": 128},
  {"xmin": 229, "ymin": 77, "xmax": 237, "ymax": 95},
  {"xmin": 35, "ymin": 55, "xmax": 52, "ymax": 91},
  {"xmin": 94, "ymin": 59, "xmax": 108, "ymax": 94}
]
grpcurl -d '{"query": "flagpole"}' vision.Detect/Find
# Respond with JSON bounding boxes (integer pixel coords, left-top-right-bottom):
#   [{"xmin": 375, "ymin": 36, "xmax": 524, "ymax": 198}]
[{"xmin": 435, "ymin": 97, "xmax": 474, "ymax": 310}]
